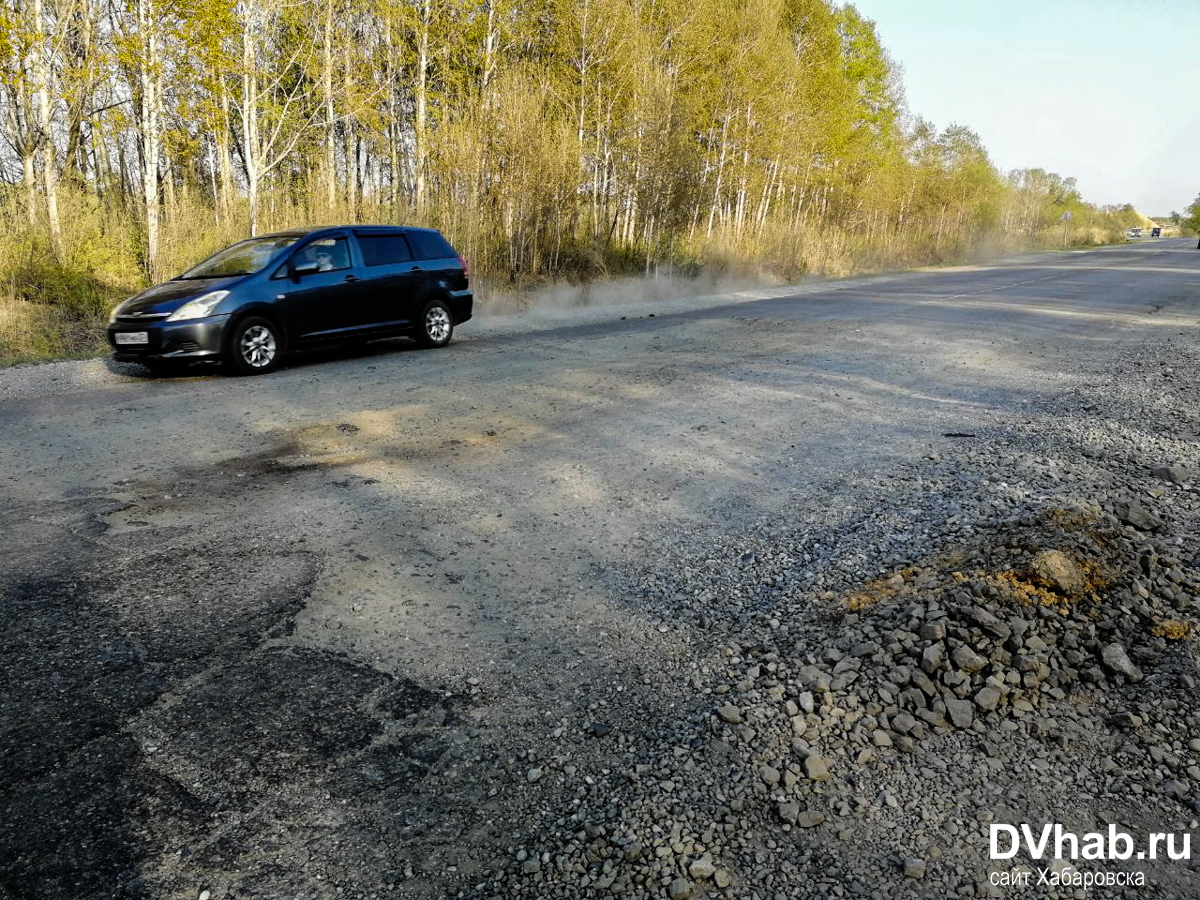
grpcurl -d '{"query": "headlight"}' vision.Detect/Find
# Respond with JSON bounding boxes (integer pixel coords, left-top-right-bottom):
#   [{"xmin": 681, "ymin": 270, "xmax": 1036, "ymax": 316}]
[
  {"xmin": 166, "ymin": 290, "xmax": 230, "ymax": 322},
  {"xmin": 108, "ymin": 306, "xmax": 122, "ymax": 324}
]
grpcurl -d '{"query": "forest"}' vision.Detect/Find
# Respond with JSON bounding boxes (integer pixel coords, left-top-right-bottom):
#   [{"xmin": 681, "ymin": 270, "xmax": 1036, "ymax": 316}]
[{"xmin": 0, "ymin": 0, "xmax": 1152, "ymax": 361}]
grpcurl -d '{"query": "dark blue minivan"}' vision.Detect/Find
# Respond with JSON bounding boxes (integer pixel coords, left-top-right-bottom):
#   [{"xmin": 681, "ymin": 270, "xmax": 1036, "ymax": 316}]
[{"xmin": 107, "ymin": 226, "xmax": 473, "ymax": 375}]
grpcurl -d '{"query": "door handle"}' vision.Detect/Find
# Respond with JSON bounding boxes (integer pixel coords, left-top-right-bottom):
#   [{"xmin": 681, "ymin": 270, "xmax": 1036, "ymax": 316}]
[
  {"xmin": 345, "ymin": 274, "xmax": 359, "ymax": 282},
  {"xmin": 410, "ymin": 266, "xmax": 421, "ymax": 272}
]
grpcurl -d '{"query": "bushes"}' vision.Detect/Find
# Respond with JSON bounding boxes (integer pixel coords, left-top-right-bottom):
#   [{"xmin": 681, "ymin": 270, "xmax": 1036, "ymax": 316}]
[
  {"xmin": 0, "ymin": 244, "xmax": 121, "ymax": 365},
  {"xmin": 0, "ymin": 189, "xmax": 140, "ymax": 364}
]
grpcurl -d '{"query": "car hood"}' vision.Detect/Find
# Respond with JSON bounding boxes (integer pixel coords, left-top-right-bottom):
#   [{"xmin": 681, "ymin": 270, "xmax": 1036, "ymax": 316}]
[{"xmin": 117, "ymin": 277, "xmax": 241, "ymax": 317}]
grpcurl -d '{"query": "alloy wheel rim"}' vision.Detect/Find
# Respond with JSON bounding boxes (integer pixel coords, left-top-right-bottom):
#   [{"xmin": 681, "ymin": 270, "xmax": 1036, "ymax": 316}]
[
  {"xmin": 426, "ymin": 307, "xmax": 450, "ymax": 342},
  {"xmin": 240, "ymin": 325, "xmax": 277, "ymax": 368}
]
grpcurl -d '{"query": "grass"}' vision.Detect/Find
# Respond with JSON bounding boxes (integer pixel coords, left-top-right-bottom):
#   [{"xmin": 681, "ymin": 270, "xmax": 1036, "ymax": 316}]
[
  {"xmin": 1152, "ymin": 620, "xmax": 1191, "ymax": 641},
  {"xmin": 0, "ymin": 293, "xmax": 110, "ymax": 366},
  {"xmin": 0, "ymin": 234, "xmax": 131, "ymax": 366}
]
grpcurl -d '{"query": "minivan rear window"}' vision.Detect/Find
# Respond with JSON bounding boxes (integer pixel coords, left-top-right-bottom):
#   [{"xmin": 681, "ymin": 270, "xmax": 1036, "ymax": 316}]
[
  {"xmin": 407, "ymin": 231, "xmax": 456, "ymax": 261},
  {"xmin": 358, "ymin": 234, "xmax": 414, "ymax": 266}
]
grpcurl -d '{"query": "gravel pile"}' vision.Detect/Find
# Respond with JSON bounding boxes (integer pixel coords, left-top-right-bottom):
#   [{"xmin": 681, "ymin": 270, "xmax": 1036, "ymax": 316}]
[{"xmin": 460, "ymin": 339, "xmax": 1200, "ymax": 899}]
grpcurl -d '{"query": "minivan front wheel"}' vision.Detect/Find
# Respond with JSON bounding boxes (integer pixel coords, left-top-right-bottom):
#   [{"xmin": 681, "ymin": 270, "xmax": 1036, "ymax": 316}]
[
  {"xmin": 416, "ymin": 299, "xmax": 454, "ymax": 348},
  {"xmin": 227, "ymin": 316, "xmax": 282, "ymax": 375}
]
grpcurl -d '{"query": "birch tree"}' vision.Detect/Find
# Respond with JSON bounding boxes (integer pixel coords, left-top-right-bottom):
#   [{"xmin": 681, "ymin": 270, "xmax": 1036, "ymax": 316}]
[
  {"xmin": 233, "ymin": 0, "xmax": 320, "ymax": 234},
  {"xmin": 0, "ymin": 0, "xmax": 43, "ymax": 226}
]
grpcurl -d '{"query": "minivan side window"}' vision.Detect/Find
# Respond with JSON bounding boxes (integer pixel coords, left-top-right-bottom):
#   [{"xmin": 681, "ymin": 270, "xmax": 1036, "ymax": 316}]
[
  {"xmin": 295, "ymin": 236, "xmax": 351, "ymax": 272},
  {"xmin": 358, "ymin": 234, "xmax": 414, "ymax": 266},
  {"xmin": 407, "ymin": 231, "xmax": 455, "ymax": 261}
]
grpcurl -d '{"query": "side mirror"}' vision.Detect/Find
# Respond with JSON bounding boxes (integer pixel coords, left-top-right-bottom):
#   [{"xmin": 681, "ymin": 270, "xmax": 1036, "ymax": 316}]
[{"xmin": 290, "ymin": 260, "xmax": 319, "ymax": 281}]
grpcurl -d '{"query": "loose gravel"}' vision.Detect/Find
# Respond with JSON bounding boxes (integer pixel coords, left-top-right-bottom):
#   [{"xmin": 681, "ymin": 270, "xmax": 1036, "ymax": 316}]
[{"xmin": 461, "ymin": 338, "xmax": 1200, "ymax": 900}]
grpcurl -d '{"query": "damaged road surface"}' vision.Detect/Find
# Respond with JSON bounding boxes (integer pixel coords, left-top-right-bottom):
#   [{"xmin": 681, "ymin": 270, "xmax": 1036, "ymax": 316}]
[{"xmin": 4, "ymin": 240, "xmax": 1200, "ymax": 899}]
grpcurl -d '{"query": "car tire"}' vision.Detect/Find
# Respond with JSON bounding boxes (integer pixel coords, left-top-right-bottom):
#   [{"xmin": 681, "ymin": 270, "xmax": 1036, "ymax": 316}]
[
  {"xmin": 226, "ymin": 315, "xmax": 283, "ymax": 375},
  {"xmin": 415, "ymin": 299, "xmax": 454, "ymax": 348}
]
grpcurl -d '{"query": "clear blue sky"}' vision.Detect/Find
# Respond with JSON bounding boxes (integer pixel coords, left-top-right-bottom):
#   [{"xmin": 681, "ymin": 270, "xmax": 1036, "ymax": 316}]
[{"xmin": 849, "ymin": 0, "xmax": 1199, "ymax": 216}]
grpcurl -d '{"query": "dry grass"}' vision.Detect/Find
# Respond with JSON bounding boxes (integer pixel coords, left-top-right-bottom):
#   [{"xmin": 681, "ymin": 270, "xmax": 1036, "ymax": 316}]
[
  {"xmin": 845, "ymin": 574, "xmax": 908, "ymax": 611},
  {"xmin": 0, "ymin": 293, "xmax": 109, "ymax": 365},
  {"xmin": 991, "ymin": 569, "xmax": 1067, "ymax": 607},
  {"xmin": 1151, "ymin": 620, "xmax": 1191, "ymax": 641}
]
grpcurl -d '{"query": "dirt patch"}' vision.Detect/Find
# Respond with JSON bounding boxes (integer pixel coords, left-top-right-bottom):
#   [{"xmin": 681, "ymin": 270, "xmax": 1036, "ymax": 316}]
[{"xmin": 844, "ymin": 509, "xmax": 1120, "ymax": 614}]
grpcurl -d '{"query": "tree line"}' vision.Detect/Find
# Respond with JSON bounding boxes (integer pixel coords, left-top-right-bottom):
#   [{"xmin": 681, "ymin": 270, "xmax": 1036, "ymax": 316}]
[
  {"xmin": 0, "ymin": 0, "xmax": 1152, "ymax": 358},
  {"xmin": 1184, "ymin": 195, "xmax": 1200, "ymax": 247}
]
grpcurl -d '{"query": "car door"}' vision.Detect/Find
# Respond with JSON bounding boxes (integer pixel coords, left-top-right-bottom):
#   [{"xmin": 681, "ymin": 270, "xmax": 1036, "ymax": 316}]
[
  {"xmin": 351, "ymin": 230, "xmax": 423, "ymax": 329},
  {"xmin": 272, "ymin": 234, "xmax": 371, "ymax": 339},
  {"xmin": 405, "ymin": 229, "xmax": 458, "ymax": 305}
]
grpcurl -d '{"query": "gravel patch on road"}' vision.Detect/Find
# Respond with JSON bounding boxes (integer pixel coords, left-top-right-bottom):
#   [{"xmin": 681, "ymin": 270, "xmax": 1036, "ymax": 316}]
[{"xmin": 463, "ymin": 338, "xmax": 1200, "ymax": 899}]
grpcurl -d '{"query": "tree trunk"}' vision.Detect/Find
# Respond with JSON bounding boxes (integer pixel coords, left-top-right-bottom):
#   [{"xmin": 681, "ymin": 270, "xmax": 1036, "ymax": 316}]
[
  {"xmin": 163, "ymin": 149, "xmax": 176, "ymax": 222},
  {"xmin": 94, "ymin": 117, "xmax": 114, "ymax": 205},
  {"xmin": 22, "ymin": 153, "xmax": 37, "ymax": 227},
  {"xmin": 414, "ymin": 0, "xmax": 430, "ymax": 211},
  {"xmin": 705, "ymin": 112, "xmax": 729, "ymax": 240},
  {"xmin": 218, "ymin": 80, "xmax": 234, "ymax": 220},
  {"xmin": 384, "ymin": 17, "xmax": 401, "ymax": 208},
  {"xmin": 63, "ymin": 1, "xmax": 95, "ymax": 185},
  {"xmin": 341, "ymin": 47, "xmax": 355, "ymax": 214},
  {"xmin": 136, "ymin": 0, "xmax": 161, "ymax": 277},
  {"xmin": 115, "ymin": 128, "xmax": 131, "ymax": 204},
  {"xmin": 355, "ymin": 134, "xmax": 364, "ymax": 217},
  {"xmin": 207, "ymin": 138, "xmax": 220, "ymax": 222},
  {"xmin": 322, "ymin": 0, "xmax": 336, "ymax": 212},
  {"xmin": 576, "ymin": 0, "xmax": 587, "ymax": 147},
  {"xmin": 242, "ymin": 16, "xmax": 259, "ymax": 235},
  {"xmin": 591, "ymin": 87, "xmax": 604, "ymax": 239},
  {"xmin": 754, "ymin": 156, "xmax": 777, "ymax": 235},
  {"xmin": 33, "ymin": 0, "xmax": 63, "ymax": 256},
  {"xmin": 734, "ymin": 151, "xmax": 748, "ymax": 237},
  {"xmin": 482, "ymin": 0, "xmax": 497, "ymax": 98}
]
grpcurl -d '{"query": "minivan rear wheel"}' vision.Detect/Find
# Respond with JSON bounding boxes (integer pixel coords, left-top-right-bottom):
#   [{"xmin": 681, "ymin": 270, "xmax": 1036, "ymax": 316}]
[
  {"xmin": 227, "ymin": 315, "xmax": 282, "ymax": 375},
  {"xmin": 416, "ymin": 299, "xmax": 454, "ymax": 348}
]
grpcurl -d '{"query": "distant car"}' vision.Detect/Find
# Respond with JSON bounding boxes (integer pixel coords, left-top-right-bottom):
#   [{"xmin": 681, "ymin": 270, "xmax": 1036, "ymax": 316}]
[
  {"xmin": 107, "ymin": 226, "xmax": 472, "ymax": 375},
  {"xmin": 1150, "ymin": 227, "xmax": 1162, "ymax": 238},
  {"xmin": 1126, "ymin": 227, "xmax": 1142, "ymax": 240}
]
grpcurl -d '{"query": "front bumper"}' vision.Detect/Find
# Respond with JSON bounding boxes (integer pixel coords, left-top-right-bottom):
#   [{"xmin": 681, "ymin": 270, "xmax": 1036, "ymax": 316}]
[{"xmin": 107, "ymin": 314, "xmax": 231, "ymax": 362}]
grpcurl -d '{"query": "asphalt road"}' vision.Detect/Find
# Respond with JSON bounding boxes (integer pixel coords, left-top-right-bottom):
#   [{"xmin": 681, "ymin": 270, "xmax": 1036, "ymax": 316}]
[{"xmin": 2, "ymin": 239, "xmax": 1198, "ymax": 898}]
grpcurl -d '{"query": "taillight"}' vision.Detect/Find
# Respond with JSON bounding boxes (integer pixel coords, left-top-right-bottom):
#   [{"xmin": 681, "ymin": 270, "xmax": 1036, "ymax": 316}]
[{"xmin": 457, "ymin": 255, "xmax": 469, "ymax": 279}]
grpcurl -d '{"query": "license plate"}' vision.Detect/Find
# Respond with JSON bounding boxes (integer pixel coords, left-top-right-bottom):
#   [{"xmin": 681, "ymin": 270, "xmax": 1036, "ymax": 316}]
[{"xmin": 115, "ymin": 332, "xmax": 149, "ymax": 345}]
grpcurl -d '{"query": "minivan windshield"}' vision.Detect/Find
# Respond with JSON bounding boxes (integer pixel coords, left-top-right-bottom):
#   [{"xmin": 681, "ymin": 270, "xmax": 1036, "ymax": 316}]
[{"xmin": 178, "ymin": 235, "xmax": 301, "ymax": 279}]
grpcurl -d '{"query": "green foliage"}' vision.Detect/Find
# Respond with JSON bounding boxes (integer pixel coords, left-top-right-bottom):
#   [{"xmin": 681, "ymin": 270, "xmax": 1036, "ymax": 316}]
[
  {"xmin": 0, "ymin": 0, "xmax": 1160, "ymax": 362},
  {"xmin": 1184, "ymin": 195, "xmax": 1200, "ymax": 236},
  {"xmin": 0, "ymin": 230, "xmax": 127, "ymax": 365}
]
